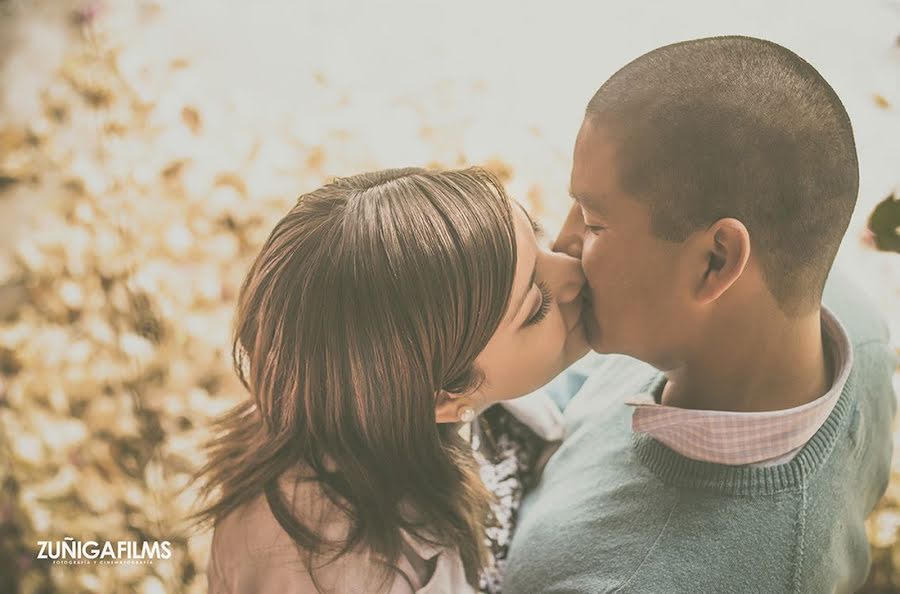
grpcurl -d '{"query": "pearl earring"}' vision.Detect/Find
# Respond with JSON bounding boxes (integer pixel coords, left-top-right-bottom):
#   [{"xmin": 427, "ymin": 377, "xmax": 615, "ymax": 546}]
[{"xmin": 459, "ymin": 406, "xmax": 476, "ymax": 423}]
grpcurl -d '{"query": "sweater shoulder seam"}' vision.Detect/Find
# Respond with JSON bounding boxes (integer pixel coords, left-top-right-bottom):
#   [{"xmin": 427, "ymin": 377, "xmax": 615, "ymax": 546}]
[{"xmin": 612, "ymin": 493, "xmax": 680, "ymax": 593}]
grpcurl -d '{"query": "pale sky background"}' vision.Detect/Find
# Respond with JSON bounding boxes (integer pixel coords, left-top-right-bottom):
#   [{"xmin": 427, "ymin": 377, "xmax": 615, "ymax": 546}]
[{"xmin": 2, "ymin": 0, "xmax": 899, "ymax": 344}]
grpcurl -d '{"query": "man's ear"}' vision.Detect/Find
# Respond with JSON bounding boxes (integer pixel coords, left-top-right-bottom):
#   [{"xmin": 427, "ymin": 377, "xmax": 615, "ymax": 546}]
[
  {"xmin": 434, "ymin": 390, "xmax": 473, "ymax": 424},
  {"xmin": 695, "ymin": 218, "xmax": 750, "ymax": 305}
]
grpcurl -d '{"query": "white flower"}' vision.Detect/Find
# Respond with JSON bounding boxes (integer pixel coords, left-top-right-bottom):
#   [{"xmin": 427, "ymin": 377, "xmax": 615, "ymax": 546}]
[
  {"xmin": 141, "ymin": 576, "xmax": 168, "ymax": 594},
  {"xmin": 10, "ymin": 432, "xmax": 43, "ymax": 465},
  {"xmin": 164, "ymin": 224, "xmax": 194, "ymax": 257},
  {"xmin": 58, "ymin": 280, "xmax": 84, "ymax": 309},
  {"xmin": 70, "ymin": 154, "xmax": 109, "ymax": 196},
  {"xmin": 117, "ymin": 333, "xmax": 156, "ymax": 370}
]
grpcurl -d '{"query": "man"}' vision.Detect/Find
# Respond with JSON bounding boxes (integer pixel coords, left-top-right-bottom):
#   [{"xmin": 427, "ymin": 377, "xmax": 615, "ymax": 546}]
[{"xmin": 505, "ymin": 36, "xmax": 897, "ymax": 593}]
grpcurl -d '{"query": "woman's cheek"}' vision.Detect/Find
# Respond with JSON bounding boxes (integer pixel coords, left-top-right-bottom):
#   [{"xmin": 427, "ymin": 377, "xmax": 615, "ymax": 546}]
[
  {"xmin": 532, "ymin": 319, "xmax": 566, "ymax": 380},
  {"xmin": 508, "ymin": 341, "xmax": 550, "ymax": 397}
]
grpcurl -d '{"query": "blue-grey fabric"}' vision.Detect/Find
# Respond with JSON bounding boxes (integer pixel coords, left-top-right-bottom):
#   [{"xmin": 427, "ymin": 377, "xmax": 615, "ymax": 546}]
[{"xmin": 504, "ymin": 271, "xmax": 897, "ymax": 593}]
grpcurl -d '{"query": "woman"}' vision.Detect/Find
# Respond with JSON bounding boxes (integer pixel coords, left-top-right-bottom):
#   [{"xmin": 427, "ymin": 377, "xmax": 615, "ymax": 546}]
[{"xmin": 195, "ymin": 167, "xmax": 588, "ymax": 593}]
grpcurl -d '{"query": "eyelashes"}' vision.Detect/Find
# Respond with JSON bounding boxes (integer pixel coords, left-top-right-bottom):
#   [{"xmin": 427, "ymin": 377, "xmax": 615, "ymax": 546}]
[{"xmin": 525, "ymin": 280, "xmax": 553, "ymax": 326}]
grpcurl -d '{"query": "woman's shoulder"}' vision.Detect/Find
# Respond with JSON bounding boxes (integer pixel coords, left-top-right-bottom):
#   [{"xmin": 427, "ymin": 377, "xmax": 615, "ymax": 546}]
[
  {"xmin": 208, "ymin": 479, "xmax": 339, "ymax": 592},
  {"xmin": 208, "ymin": 472, "xmax": 473, "ymax": 593},
  {"xmin": 210, "ymin": 488, "xmax": 302, "ymax": 564},
  {"xmin": 211, "ymin": 472, "xmax": 345, "ymax": 558}
]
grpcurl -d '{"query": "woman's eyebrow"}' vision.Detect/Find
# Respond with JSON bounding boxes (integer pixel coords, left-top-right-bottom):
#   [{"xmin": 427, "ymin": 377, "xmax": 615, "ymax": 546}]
[
  {"xmin": 529, "ymin": 215, "xmax": 545, "ymax": 237},
  {"xmin": 506, "ymin": 201, "xmax": 540, "ymax": 323},
  {"xmin": 515, "ymin": 265, "xmax": 538, "ymax": 320},
  {"xmin": 515, "ymin": 201, "xmax": 545, "ymax": 237}
]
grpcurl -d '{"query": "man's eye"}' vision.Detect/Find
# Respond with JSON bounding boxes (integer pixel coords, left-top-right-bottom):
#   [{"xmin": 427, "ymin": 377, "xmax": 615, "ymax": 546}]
[{"xmin": 586, "ymin": 225, "xmax": 605, "ymax": 234}]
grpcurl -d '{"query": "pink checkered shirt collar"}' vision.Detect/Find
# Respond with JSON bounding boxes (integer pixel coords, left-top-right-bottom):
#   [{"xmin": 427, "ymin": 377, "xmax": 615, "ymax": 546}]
[{"xmin": 626, "ymin": 307, "xmax": 852, "ymax": 466}]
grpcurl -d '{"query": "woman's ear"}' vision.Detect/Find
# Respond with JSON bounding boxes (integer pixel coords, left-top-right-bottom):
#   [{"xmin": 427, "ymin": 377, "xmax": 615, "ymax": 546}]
[
  {"xmin": 434, "ymin": 390, "xmax": 474, "ymax": 424},
  {"xmin": 695, "ymin": 218, "xmax": 751, "ymax": 305}
]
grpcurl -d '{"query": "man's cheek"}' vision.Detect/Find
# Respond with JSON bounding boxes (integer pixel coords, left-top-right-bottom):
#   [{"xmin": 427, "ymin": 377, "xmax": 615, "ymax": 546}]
[
  {"xmin": 586, "ymin": 265, "xmax": 612, "ymax": 300},
  {"xmin": 581, "ymin": 246, "xmax": 603, "ymax": 282}
]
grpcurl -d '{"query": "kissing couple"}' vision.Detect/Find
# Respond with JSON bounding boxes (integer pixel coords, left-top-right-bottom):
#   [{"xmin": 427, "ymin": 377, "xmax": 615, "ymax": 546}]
[{"xmin": 196, "ymin": 35, "xmax": 897, "ymax": 594}]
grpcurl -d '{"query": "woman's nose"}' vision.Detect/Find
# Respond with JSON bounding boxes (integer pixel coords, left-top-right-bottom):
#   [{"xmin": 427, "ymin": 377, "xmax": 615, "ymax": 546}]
[{"xmin": 544, "ymin": 250, "xmax": 585, "ymax": 305}]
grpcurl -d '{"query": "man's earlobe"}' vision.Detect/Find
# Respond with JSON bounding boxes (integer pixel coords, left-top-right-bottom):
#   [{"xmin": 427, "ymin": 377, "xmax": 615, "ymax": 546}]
[{"xmin": 696, "ymin": 218, "xmax": 750, "ymax": 305}]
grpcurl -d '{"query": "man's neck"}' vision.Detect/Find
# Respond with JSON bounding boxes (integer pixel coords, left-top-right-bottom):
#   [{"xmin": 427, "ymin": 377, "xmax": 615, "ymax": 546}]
[{"xmin": 661, "ymin": 305, "xmax": 832, "ymax": 413}]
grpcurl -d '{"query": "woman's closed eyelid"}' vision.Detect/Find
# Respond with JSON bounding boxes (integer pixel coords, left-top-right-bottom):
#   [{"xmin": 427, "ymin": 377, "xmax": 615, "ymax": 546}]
[
  {"xmin": 524, "ymin": 280, "xmax": 552, "ymax": 326},
  {"xmin": 524, "ymin": 284, "xmax": 540, "ymax": 316}
]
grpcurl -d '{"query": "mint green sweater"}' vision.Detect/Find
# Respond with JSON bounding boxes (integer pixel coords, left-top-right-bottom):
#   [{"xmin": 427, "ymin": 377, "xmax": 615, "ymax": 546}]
[{"xmin": 505, "ymin": 273, "xmax": 897, "ymax": 593}]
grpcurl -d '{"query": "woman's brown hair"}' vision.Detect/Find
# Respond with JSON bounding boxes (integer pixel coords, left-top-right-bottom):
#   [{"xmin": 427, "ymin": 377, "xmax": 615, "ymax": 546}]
[{"xmin": 192, "ymin": 167, "xmax": 517, "ymax": 589}]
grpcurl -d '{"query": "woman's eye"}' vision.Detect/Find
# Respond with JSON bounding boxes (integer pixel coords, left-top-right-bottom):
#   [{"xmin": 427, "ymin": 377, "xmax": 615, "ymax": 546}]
[
  {"xmin": 586, "ymin": 225, "xmax": 605, "ymax": 235},
  {"xmin": 525, "ymin": 281, "xmax": 553, "ymax": 326}
]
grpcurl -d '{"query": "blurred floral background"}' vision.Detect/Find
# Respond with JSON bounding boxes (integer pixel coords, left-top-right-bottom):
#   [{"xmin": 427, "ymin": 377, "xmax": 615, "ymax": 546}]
[{"xmin": 0, "ymin": 1, "xmax": 898, "ymax": 593}]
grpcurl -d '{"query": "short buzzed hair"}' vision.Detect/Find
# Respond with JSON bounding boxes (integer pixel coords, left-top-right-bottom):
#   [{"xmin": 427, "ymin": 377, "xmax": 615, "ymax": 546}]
[{"xmin": 586, "ymin": 36, "xmax": 858, "ymax": 315}]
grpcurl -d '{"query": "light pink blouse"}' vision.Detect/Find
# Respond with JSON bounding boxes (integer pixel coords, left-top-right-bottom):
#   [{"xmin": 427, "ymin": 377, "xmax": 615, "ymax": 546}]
[
  {"xmin": 208, "ymin": 481, "xmax": 472, "ymax": 593},
  {"xmin": 207, "ymin": 392, "xmax": 563, "ymax": 594}
]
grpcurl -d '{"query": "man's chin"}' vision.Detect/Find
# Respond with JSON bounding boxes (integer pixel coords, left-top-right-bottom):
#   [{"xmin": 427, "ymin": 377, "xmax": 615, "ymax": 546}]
[
  {"xmin": 588, "ymin": 340, "xmax": 614, "ymax": 355},
  {"xmin": 586, "ymin": 328, "xmax": 630, "ymax": 356},
  {"xmin": 565, "ymin": 331, "xmax": 591, "ymax": 364},
  {"xmin": 583, "ymin": 316, "xmax": 608, "ymax": 353}
]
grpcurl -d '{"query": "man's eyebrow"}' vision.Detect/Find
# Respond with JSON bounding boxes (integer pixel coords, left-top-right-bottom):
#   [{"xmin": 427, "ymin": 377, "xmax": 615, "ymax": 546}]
[{"xmin": 568, "ymin": 189, "xmax": 607, "ymax": 215}]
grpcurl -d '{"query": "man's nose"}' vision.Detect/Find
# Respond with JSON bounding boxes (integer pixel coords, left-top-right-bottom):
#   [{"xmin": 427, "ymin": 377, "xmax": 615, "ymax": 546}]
[
  {"xmin": 545, "ymin": 250, "xmax": 585, "ymax": 305},
  {"xmin": 552, "ymin": 203, "xmax": 585, "ymax": 259}
]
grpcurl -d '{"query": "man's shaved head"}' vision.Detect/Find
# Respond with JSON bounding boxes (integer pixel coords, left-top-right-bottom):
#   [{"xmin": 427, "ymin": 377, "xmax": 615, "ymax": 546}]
[{"xmin": 585, "ymin": 35, "xmax": 858, "ymax": 315}]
